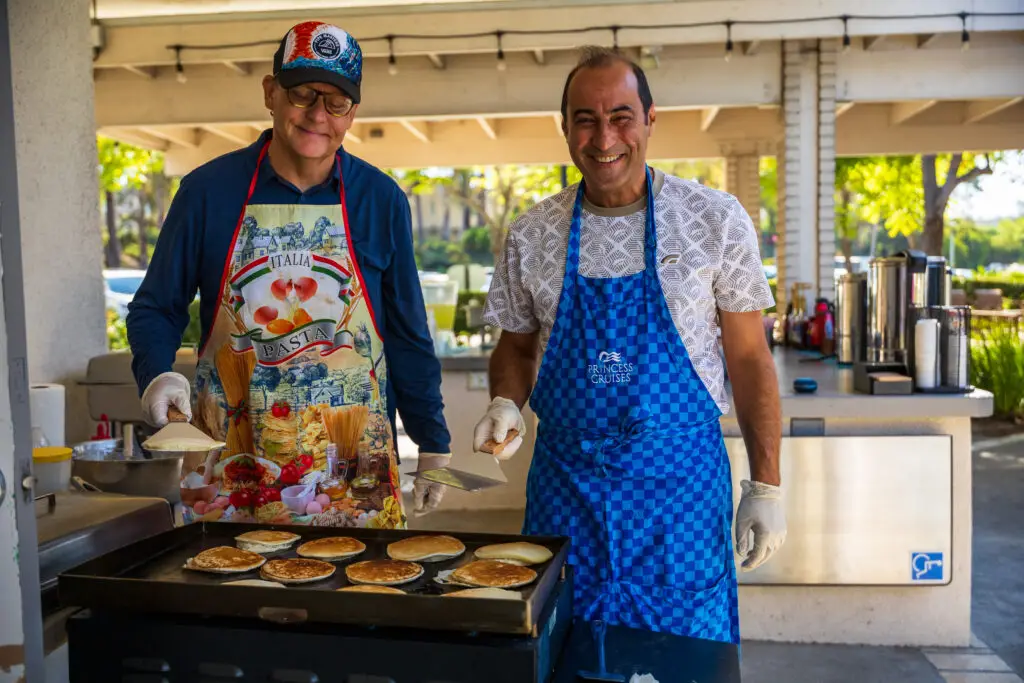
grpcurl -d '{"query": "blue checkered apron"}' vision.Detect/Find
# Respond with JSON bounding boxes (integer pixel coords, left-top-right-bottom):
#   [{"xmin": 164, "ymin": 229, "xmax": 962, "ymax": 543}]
[{"xmin": 523, "ymin": 169, "xmax": 740, "ymax": 644}]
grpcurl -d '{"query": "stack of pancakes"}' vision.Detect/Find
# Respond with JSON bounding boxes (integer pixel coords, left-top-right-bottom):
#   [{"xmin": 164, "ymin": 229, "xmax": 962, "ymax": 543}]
[{"xmin": 260, "ymin": 415, "xmax": 298, "ymax": 467}]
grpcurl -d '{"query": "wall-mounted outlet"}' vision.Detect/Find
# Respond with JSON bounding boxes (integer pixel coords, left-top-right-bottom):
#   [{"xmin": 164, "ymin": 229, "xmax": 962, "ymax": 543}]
[{"xmin": 467, "ymin": 372, "xmax": 489, "ymax": 392}]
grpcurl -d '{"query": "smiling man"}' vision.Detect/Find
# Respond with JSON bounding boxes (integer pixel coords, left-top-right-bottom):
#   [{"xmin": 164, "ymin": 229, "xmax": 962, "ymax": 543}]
[
  {"xmin": 127, "ymin": 21, "xmax": 453, "ymax": 525},
  {"xmin": 474, "ymin": 47, "xmax": 785, "ymax": 643}
]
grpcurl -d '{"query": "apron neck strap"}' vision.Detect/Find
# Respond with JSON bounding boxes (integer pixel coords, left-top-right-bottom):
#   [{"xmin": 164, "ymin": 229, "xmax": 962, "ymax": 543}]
[
  {"xmin": 568, "ymin": 166, "xmax": 656, "ymax": 279},
  {"xmin": 250, "ymin": 137, "xmax": 345, "ymax": 205}
]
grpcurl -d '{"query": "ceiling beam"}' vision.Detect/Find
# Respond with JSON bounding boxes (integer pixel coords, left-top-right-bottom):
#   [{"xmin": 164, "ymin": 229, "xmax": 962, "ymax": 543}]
[
  {"xmin": 863, "ymin": 36, "xmax": 887, "ymax": 51},
  {"xmin": 122, "ymin": 65, "xmax": 156, "ymax": 79},
  {"xmin": 139, "ymin": 126, "xmax": 202, "ymax": 148},
  {"xmin": 742, "ymin": 41, "xmax": 761, "ymax": 56},
  {"xmin": 916, "ymin": 34, "xmax": 942, "ymax": 49},
  {"xmin": 345, "ymin": 124, "xmax": 364, "ymax": 144},
  {"xmin": 476, "ymin": 117, "xmax": 498, "ymax": 140},
  {"xmin": 532, "ymin": 49, "xmax": 546, "ymax": 65},
  {"xmin": 836, "ymin": 102, "xmax": 856, "ymax": 117},
  {"xmin": 400, "ymin": 119, "xmax": 431, "ymax": 143},
  {"xmin": 700, "ymin": 106, "xmax": 721, "ymax": 132},
  {"xmin": 221, "ymin": 60, "xmax": 251, "ymax": 76},
  {"xmin": 890, "ymin": 100, "xmax": 938, "ymax": 126},
  {"xmin": 99, "ymin": 127, "xmax": 171, "ymax": 151},
  {"xmin": 426, "ymin": 53, "xmax": 446, "ymax": 70},
  {"xmin": 201, "ymin": 124, "xmax": 255, "ymax": 146},
  {"xmin": 964, "ymin": 97, "xmax": 1024, "ymax": 124}
]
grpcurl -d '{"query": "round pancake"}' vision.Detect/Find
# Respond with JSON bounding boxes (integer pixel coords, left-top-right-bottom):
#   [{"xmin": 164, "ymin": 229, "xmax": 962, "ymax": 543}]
[
  {"xmin": 345, "ymin": 560, "xmax": 424, "ymax": 586},
  {"xmin": 222, "ymin": 579, "xmax": 284, "ymax": 588},
  {"xmin": 338, "ymin": 584, "xmax": 405, "ymax": 595},
  {"xmin": 260, "ymin": 558, "xmax": 336, "ymax": 584},
  {"xmin": 386, "ymin": 535, "xmax": 465, "ymax": 562},
  {"xmin": 450, "ymin": 560, "xmax": 537, "ymax": 588},
  {"xmin": 235, "ymin": 530, "xmax": 301, "ymax": 553},
  {"xmin": 296, "ymin": 536, "xmax": 366, "ymax": 560},
  {"xmin": 445, "ymin": 587, "xmax": 522, "ymax": 600},
  {"xmin": 185, "ymin": 546, "xmax": 266, "ymax": 574},
  {"xmin": 474, "ymin": 542, "xmax": 553, "ymax": 566}
]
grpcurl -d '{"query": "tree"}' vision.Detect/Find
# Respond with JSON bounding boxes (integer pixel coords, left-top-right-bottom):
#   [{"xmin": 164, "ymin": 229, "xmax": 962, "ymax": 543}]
[
  {"xmin": 97, "ymin": 137, "xmax": 164, "ymax": 268},
  {"xmin": 921, "ymin": 153, "xmax": 994, "ymax": 256}
]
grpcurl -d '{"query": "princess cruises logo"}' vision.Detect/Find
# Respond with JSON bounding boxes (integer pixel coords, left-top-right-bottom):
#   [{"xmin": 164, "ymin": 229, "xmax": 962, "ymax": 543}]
[{"xmin": 588, "ymin": 350, "xmax": 634, "ymax": 385}]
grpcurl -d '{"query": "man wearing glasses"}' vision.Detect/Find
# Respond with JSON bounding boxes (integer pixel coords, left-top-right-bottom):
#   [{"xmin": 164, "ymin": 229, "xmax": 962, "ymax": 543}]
[{"xmin": 127, "ymin": 22, "xmax": 453, "ymax": 526}]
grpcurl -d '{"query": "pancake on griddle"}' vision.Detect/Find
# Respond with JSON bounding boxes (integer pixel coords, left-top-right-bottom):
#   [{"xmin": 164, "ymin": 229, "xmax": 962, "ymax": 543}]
[
  {"xmin": 260, "ymin": 558, "xmax": 336, "ymax": 584},
  {"xmin": 222, "ymin": 579, "xmax": 284, "ymax": 588},
  {"xmin": 450, "ymin": 560, "xmax": 537, "ymax": 588},
  {"xmin": 474, "ymin": 542, "xmax": 552, "ymax": 566},
  {"xmin": 185, "ymin": 546, "xmax": 266, "ymax": 574},
  {"xmin": 445, "ymin": 587, "xmax": 522, "ymax": 600},
  {"xmin": 338, "ymin": 584, "xmax": 405, "ymax": 595},
  {"xmin": 296, "ymin": 536, "xmax": 366, "ymax": 561},
  {"xmin": 386, "ymin": 535, "xmax": 465, "ymax": 562},
  {"xmin": 235, "ymin": 530, "xmax": 301, "ymax": 553},
  {"xmin": 345, "ymin": 559, "xmax": 424, "ymax": 586}
]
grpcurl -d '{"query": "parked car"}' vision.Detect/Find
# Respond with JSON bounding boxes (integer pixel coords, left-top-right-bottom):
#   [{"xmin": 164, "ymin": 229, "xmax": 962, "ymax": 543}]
[{"xmin": 103, "ymin": 269, "xmax": 147, "ymax": 317}]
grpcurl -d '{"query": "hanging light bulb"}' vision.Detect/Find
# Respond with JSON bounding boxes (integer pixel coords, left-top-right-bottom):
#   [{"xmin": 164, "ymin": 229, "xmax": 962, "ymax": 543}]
[
  {"xmin": 959, "ymin": 12, "xmax": 970, "ymax": 51},
  {"xmin": 496, "ymin": 32, "xmax": 507, "ymax": 71},
  {"xmin": 611, "ymin": 26, "xmax": 620, "ymax": 54},
  {"xmin": 387, "ymin": 36, "xmax": 399, "ymax": 76},
  {"xmin": 724, "ymin": 21, "xmax": 734, "ymax": 62},
  {"xmin": 841, "ymin": 16, "xmax": 851, "ymax": 53},
  {"xmin": 174, "ymin": 46, "xmax": 187, "ymax": 84}
]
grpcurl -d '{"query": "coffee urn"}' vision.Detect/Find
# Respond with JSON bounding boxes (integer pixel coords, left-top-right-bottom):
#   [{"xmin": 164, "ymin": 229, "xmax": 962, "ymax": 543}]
[
  {"xmin": 866, "ymin": 250, "xmax": 927, "ymax": 367},
  {"xmin": 836, "ymin": 272, "xmax": 867, "ymax": 365}
]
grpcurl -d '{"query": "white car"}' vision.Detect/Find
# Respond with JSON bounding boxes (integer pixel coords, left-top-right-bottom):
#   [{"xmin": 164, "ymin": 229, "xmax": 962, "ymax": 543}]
[{"xmin": 103, "ymin": 269, "xmax": 147, "ymax": 318}]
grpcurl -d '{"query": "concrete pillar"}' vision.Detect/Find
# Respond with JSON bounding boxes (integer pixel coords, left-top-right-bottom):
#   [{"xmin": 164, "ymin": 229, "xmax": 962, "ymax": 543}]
[
  {"xmin": 10, "ymin": 0, "xmax": 106, "ymax": 443},
  {"xmin": 724, "ymin": 153, "xmax": 762, "ymax": 232},
  {"xmin": 779, "ymin": 39, "xmax": 838, "ymax": 311}
]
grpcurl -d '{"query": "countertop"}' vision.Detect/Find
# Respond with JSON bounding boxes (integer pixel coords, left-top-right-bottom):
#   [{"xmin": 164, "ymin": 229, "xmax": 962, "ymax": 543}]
[{"xmin": 439, "ymin": 347, "xmax": 994, "ymax": 420}]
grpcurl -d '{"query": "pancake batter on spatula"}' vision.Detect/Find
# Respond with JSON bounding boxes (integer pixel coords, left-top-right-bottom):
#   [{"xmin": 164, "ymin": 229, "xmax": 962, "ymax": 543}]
[{"xmin": 474, "ymin": 47, "xmax": 787, "ymax": 652}]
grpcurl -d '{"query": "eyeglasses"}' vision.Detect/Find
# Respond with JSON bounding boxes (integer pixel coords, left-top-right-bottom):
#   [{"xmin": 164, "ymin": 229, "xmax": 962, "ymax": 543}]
[{"xmin": 285, "ymin": 85, "xmax": 354, "ymax": 118}]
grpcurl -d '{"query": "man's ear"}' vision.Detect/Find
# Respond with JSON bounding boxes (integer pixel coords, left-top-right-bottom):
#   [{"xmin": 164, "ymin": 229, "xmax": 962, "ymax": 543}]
[
  {"xmin": 648, "ymin": 104, "xmax": 657, "ymax": 134},
  {"xmin": 262, "ymin": 75, "xmax": 276, "ymax": 111}
]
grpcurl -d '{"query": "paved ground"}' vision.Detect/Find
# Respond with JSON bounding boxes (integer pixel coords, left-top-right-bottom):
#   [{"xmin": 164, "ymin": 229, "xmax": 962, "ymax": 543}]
[
  {"xmin": 401, "ymin": 421, "xmax": 1024, "ymax": 682},
  {"xmin": 970, "ymin": 432, "xmax": 1024, "ymax": 676}
]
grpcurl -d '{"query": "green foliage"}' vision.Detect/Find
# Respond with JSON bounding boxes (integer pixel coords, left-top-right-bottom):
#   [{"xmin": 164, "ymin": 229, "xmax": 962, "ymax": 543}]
[
  {"xmin": 97, "ymin": 137, "xmax": 163, "ymax": 193},
  {"xmin": 759, "ymin": 157, "xmax": 778, "ymax": 237},
  {"xmin": 415, "ymin": 238, "xmax": 471, "ymax": 272},
  {"xmin": 971, "ymin": 326, "xmax": 1024, "ymax": 421},
  {"xmin": 183, "ymin": 299, "xmax": 203, "ymax": 347},
  {"xmin": 106, "ymin": 309, "xmax": 129, "ymax": 351},
  {"xmin": 953, "ymin": 274, "xmax": 1024, "ymax": 306},
  {"xmin": 461, "ymin": 226, "xmax": 493, "ymax": 264}
]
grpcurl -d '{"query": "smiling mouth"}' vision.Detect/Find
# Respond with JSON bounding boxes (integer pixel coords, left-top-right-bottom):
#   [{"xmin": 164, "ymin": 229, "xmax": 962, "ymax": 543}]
[{"xmin": 591, "ymin": 154, "xmax": 624, "ymax": 165}]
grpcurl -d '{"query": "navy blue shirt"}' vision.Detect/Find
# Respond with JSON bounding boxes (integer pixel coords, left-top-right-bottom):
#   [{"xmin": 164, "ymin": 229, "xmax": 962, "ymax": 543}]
[{"xmin": 126, "ymin": 132, "xmax": 450, "ymax": 455}]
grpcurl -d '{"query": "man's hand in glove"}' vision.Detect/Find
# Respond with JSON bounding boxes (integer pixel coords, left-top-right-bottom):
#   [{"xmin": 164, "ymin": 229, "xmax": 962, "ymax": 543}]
[
  {"xmin": 141, "ymin": 372, "xmax": 192, "ymax": 427},
  {"xmin": 735, "ymin": 480, "xmax": 787, "ymax": 571},
  {"xmin": 472, "ymin": 397, "xmax": 525, "ymax": 460},
  {"xmin": 413, "ymin": 452, "xmax": 451, "ymax": 516}
]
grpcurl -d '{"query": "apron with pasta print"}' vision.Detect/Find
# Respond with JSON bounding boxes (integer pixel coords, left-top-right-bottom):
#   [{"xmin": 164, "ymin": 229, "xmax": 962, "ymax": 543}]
[
  {"xmin": 184, "ymin": 139, "xmax": 405, "ymax": 530},
  {"xmin": 523, "ymin": 168, "xmax": 740, "ymax": 643}
]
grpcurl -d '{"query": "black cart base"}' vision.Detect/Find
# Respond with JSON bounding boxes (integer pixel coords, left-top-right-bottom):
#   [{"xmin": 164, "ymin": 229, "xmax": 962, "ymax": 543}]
[{"xmin": 67, "ymin": 575, "xmax": 573, "ymax": 683}]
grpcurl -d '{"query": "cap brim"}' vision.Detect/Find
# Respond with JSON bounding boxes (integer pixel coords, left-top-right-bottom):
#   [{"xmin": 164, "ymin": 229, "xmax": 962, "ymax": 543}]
[{"xmin": 277, "ymin": 67, "xmax": 360, "ymax": 104}]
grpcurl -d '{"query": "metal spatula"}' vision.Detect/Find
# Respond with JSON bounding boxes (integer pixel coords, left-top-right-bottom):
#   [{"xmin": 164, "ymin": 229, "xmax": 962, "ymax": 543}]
[
  {"xmin": 411, "ymin": 449, "xmax": 509, "ymax": 492},
  {"xmin": 141, "ymin": 407, "xmax": 225, "ymax": 453}
]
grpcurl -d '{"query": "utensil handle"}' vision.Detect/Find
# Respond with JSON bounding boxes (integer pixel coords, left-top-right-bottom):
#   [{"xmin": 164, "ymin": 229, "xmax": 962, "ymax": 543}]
[
  {"xmin": 591, "ymin": 619, "xmax": 608, "ymax": 673},
  {"xmin": 167, "ymin": 406, "xmax": 189, "ymax": 423},
  {"xmin": 480, "ymin": 428, "xmax": 519, "ymax": 455}
]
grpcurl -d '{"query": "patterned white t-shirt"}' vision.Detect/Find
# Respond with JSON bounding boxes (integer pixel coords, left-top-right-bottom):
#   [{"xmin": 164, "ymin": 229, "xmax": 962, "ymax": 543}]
[{"xmin": 483, "ymin": 170, "xmax": 774, "ymax": 413}]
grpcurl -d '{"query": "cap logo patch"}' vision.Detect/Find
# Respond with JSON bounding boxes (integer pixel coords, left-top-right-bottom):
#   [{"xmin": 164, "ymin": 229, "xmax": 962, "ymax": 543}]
[{"xmin": 312, "ymin": 32, "xmax": 341, "ymax": 60}]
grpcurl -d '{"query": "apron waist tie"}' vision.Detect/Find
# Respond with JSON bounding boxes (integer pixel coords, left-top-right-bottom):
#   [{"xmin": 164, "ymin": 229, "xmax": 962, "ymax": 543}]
[{"xmin": 539, "ymin": 406, "xmax": 721, "ymax": 478}]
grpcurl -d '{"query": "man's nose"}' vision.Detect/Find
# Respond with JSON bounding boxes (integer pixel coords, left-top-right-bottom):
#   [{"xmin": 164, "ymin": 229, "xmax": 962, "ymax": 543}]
[{"xmin": 593, "ymin": 120, "xmax": 617, "ymax": 151}]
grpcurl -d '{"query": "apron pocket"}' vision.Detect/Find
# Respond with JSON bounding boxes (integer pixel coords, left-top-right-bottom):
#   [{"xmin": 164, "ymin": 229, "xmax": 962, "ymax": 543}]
[{"xmin": 616, "ymin": 572, "xmax": 734, "ymax": 641}]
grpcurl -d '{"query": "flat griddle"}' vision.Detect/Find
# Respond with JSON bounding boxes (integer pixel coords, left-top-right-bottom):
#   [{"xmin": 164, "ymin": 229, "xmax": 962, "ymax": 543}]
[{"xmin": 58, "ymin": 522, "xmax": 570, "ymax": 636}]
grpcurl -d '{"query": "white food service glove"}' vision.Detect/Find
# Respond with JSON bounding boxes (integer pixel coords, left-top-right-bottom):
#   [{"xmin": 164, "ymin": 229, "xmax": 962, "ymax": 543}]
[
  {"xmin": 473, "ymin": 397, "xmax": 525, "ymax": 460},
  {"xmin": 140, "ymin": 372, "xmax": 193, "ymax": 427},
  {"xmin": 413, "ymin": 452, "xmax": 451, "ymax": 516},
  {"xmin": 630, "ymin": 675, "xmax": 659, "ymax": 683},
  {"xmin": 735, "ymin": 479, "xmax": 787, "ymax": 571}
]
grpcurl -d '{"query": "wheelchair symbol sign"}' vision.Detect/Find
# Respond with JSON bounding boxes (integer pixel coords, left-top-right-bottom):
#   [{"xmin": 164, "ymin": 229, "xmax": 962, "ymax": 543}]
[{"xmin": 911, "ymin": 552, "xmax": 944, "ymax": 581}]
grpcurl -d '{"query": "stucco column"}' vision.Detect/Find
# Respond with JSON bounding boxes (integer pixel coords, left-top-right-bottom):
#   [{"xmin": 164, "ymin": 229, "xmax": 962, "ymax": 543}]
[
  {"xmin": 9, "ymin": 0, "xmax": 106, "ymax": 443},
  {"xmin": 779, "ymin": 39, "xmax": 838, "ymax": 311}
]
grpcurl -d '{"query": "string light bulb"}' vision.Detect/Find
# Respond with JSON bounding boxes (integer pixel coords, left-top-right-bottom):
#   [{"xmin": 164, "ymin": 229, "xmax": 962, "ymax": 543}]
[
  {"xmin": 387, "ymin": 35, "xmax": 398, "ymax": 76},
  {"xmin": 724, "ymin": 21, "xmax": 734, "ymax": 61},
  {"xmin": 959, "ymin": 12, "xmax": 970, "ymax": 51},
  {"xmin": 841, "ymin": 16, "xmax": 851, "ymax": 52},
  {"xmin": 174, "ymin": 46, "xmax": 187, "ymax": 84},
  {"xmin": 496, "ymin": 31, "xmax": 507, "ymax": 71},
  {"xmin": 611, "ymin": 26, "xmax": 620, "ymax": 54}
]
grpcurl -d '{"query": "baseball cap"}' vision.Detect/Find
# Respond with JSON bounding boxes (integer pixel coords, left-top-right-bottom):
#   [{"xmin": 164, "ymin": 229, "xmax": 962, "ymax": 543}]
[{"xmin": 273, "ymin": 21, "xmax": 362, "ymax": 104}]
